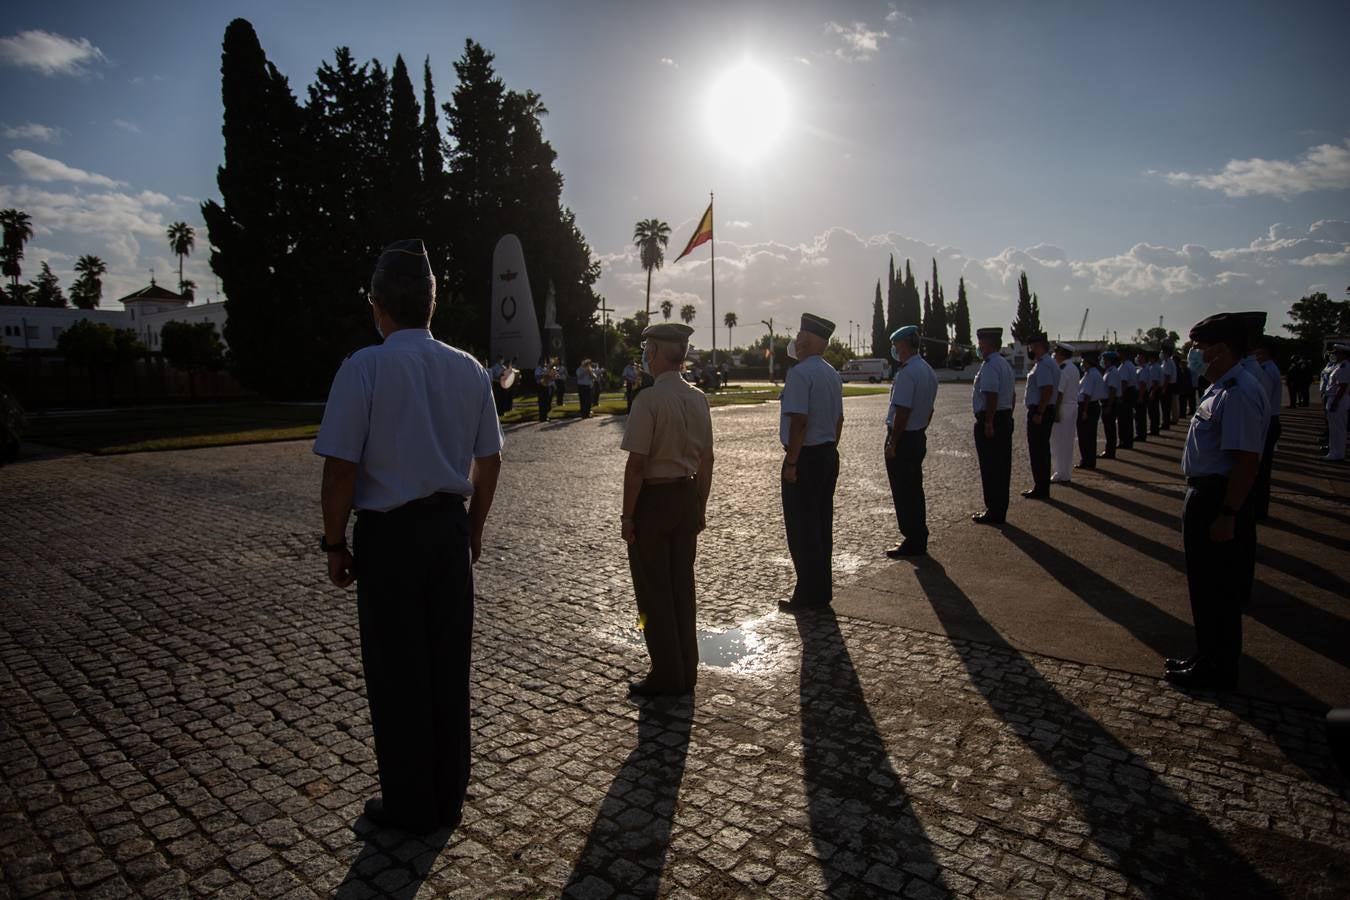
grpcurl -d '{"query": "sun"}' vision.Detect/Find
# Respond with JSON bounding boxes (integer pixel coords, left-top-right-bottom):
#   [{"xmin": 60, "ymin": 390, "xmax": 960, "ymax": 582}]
[{"xmin": 704, "ymin": 63, "xmax": 790, "ymax": 163}]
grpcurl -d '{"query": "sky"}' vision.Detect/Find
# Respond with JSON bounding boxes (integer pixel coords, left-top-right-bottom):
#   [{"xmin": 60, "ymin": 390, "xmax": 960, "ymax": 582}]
[{"xmin": 1, "ymin": 0, "xmax": 1348, "ymax": 348}]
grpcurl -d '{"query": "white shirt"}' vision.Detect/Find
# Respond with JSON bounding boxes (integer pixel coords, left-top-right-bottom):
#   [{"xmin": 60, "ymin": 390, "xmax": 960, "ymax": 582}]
[
  {"xmin": 780, "ymin": 355, "xmax": 844, "ymax": 447},
  {"xmin": 314, "ymin": 329, "xmax": 503, "ymax": 511},
  {"xmin": 1057, "ymin": 362, "xmax": 1080, "ymax": 407},
  {"xmin": 575, "ymin": 365, "xmax": 594, "ymax": 387},
  {"xmin": 1025, "ymin": 353, "xmax": 1059, "ymax": 407}
]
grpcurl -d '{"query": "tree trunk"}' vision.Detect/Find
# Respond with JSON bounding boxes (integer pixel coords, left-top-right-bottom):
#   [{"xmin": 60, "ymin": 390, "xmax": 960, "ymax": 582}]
[{"xmin": 644, "ymin": 268, "xmax": 652, "ymax": 318}]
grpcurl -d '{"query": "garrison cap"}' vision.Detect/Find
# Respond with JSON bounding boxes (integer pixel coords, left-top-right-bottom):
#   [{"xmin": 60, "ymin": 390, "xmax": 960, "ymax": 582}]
[
  {"xmin": 800, "ymin": 313, "xmax": 836, "ymax": 339},
  {"xmin": 890, "ymin": 325, "xmax": 921, "ymax": 344},
  {"xmin": 375, "ymin": 238, "xmax": 433, "ymax": 279},
  {"xmin": 976, "ymin": 326, "xmax": 1002, "ymax": 342},
  {"xmin": 1027, "ymin": 332, "xmax": 1049, "ymax": 346},
  {"xmin": 1189, "ymin": 312, "xmax": 1247, "ymax": 346},
  {"xmin": 641, "ymin": 321, "xmax": 694, "ymax": 342}
]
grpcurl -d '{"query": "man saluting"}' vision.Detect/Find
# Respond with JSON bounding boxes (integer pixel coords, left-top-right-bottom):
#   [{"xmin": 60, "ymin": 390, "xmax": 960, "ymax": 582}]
[{"xmin": 314, "ymin": 239, "xmax": 503, "ymax": 833}]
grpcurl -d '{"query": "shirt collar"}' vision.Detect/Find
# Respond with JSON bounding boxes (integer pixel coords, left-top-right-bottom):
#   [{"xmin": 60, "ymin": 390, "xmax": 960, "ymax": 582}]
[
  {"xmin": 656, "ymin": 370, "xmax": 683, "ymax": 383},
  {"xmin": 382, "ymin": 327, "xmax": 433, "ymax": 345}
]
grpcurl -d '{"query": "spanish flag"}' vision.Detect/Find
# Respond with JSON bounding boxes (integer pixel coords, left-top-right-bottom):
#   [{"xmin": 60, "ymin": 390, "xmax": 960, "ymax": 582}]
[{"xmin": 674, "ymin": 201, "xmax": 714, "ymax": 262}]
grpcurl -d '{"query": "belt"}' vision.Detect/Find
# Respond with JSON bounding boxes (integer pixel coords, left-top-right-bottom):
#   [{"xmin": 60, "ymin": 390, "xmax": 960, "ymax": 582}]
[
  {"xmin": 645, "ymin": 475, "xmax": 695, "ymax": 485},
  {"xmin": 1186, "ymin": 475, "xmax": 1227, "ymax": 489},
  {"xmin": 358, "ymin": 492, "xmax": 467, "ymax": 516},
  {"xmin": 975, "ymin": 409, "xmax": 1012, "ymax": 420}
]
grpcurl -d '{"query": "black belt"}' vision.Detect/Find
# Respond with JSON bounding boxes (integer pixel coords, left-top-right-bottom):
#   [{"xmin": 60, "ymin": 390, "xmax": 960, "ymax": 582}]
[
  {"xmin": 975, "ymin": 409, "xmax": 1013, "ymax": 421},
  {"xmin": 358, "ymin": 492, "xmax": 466, "ymax": 517},
  {"xmin": 1186, "ymin": 475, "xmax": 1227, "ymax": 490}
]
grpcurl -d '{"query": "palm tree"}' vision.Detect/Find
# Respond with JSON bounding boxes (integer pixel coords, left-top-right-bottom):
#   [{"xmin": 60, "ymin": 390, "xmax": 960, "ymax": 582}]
[
  {"xmin": 1, "ymin": 209, "xmax": 34, "ymax": 292},
  {"xmin": 724, "ymin": 311, "xmax": 738, "ymax": 349},
  {"xmin": 659, "ymin": 299, "xmax": 673, "ymax": 321},
  {"xmin": 632, "ymin": 218, "xmax": 670, "ymax": 318},
  {"xmin": 72, "ymin": 255, "xmax": 108, "ymax": 309},
  {"xmin": 680, "ymin": 304, "xmax": 696, "ymax": 325},
  {"xmin": 166, "ymin": 222, "xmax": 195, "ymax": 296}
]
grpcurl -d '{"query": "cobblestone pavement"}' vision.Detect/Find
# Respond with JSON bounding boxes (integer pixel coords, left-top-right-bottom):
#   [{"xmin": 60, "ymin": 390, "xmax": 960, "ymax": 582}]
[{"xmin": 3, "ymin": 387, "xmax": 1348, "ymax": 898}]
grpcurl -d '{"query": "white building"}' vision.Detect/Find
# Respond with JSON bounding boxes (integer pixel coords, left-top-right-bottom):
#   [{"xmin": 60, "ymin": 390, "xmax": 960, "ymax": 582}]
[{"xmin": 0, "ymin": 280, "xmax": 228, "ymax": 353}]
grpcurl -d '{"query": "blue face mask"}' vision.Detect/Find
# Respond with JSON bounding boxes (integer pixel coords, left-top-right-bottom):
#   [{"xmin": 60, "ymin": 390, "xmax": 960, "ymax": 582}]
[
  {"xmin": 641, "ymin": 349, "xmax": 651, "ymax": 373},
  {"xmin": 891, "ymin": 346, "xmax": 901, "ymax": 362}
]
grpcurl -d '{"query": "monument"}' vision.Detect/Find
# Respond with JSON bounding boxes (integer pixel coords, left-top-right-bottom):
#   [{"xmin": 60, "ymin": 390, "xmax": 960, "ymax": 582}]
[
  {"xmin": 543, "ymin": 280, "xmax": 565, "ymax": 368},
  {"xmin": 489, "ymin": 235, "xmax": 541, "ymax": 368}
]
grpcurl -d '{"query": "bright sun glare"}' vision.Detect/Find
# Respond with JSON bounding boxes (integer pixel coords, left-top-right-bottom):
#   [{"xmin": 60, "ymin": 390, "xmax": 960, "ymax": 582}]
[{"xmin": 705, "ymin": 63, "xmax": 789, "ymax": 163}]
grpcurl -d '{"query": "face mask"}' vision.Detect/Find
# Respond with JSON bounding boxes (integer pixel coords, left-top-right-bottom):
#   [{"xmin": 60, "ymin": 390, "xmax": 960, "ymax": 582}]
[
  {"xmin": 373, "ymin": 315, "xmax": 384, "ymax": 341},
  {"xmin": 891, "ymin": 345, "xmax": 901, "ymax": 362},
  {"xmin": 640, "ymin": 349, "xmax": 651, "ymax": 373},
  {"xmin": 786, "ymin": 339, "xmax": 799, "ymax": 360}
]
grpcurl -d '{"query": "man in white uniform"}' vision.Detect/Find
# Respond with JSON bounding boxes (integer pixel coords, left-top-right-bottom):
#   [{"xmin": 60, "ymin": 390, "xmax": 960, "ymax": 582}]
[
  {"xmin": 1049, "ymin": 343, "xmax": 1079, "ymax": 483},
  {"xmin": 1326, "ymin": 343, "xmax": 1349, "ymax": 462}
]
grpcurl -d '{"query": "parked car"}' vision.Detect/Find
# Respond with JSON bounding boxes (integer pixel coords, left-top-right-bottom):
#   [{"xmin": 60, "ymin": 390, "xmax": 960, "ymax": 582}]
[{"xmin": 839, "ymin": 358, "xmax": 891, "ymax": 383}]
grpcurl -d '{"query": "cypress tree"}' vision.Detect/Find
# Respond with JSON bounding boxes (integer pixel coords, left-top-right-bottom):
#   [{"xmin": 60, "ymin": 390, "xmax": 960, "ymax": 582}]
[
  {"xmin": 387, "ymin": 55, "xmax": 422, "ymax": 239},
  {"xmin": 870, "ymin": 279, "xmax": 887, "ymax": 359},
  {"xmin": 929, "ymin": 259, "xmax": 948, "ymax": 365},
  {"xmin": 902, "ymin": 259, "xmax": 921, "ymax": 328},
  {"xmin": 954, "ymin": 276, "xmax": 972, "ymax": 348},
  {"xmin": 885, "ymin": 253, "xmax": 899, "ymax": 333},
  {"xmin": 420, "ymin": 57, "xmax": 450, "ymax": 291},
  {"xmin": 1011, "ymin": 271, "xmax": 1036, "ymax": 345},
  {"xmin": 921, "ymin": 281, "xmax": 933, "ymax": 360},
  {"xmin": 202, "ymin": 18, "xmax": 304, "ymax": 396}
]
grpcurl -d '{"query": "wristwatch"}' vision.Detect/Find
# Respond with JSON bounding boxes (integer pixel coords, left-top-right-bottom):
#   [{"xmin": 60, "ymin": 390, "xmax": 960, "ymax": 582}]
[{"xmin": 320, "ymin": 536, "xmax": 348, "ymax": 553}]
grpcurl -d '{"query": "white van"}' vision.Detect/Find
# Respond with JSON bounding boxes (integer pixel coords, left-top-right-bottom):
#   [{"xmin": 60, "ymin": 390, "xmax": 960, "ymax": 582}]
[{"xmin": 839, "ymin": 358, "xmax": 891, "ymax": 383}]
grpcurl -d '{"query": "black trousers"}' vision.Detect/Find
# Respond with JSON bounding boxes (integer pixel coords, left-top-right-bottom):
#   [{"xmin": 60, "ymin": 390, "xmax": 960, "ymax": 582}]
[
  {"xmin": 1026, "ymin": 405, "xmax": 1056, "ymax": 492},
  {"xmin": 1077, "ymin": 401, "xmax": 1101, "ymax": 467},
  {"xmin": 537, "ymin": 385, "xmax": 552, "ymax": 421},
  {"xmin": 555, "ymin": 380, "xmax": 566, "ymax": 406},
  {"xmin": 1102, "ymin": 400, "xmax": 1118, "ymax": 455},
  {"xmin": 1147, "ymin": 389, "xmax": 1161, "ymax": 434},
  {"xmin": 628, "ymin": 479, "xmax": 700, "ymax": 691},
  {"xmin": 1161, "ymin": 385, "xmax": 1174, "ymax": 429},
  {"xmin": 1118, "ymin": 390, "xmax": 1135, "ymax": 448},
  {"xmin": 883, "ymin": 429, "xmax": 928, "ymax": 546},
  {"xmin": 579, "ymin": 383, "xmax": 593, "ymax": 418},
  {"xmin": 973, "ymin": 410, "xmax": 1013, "ymax": 519},
  {"xmin": 1182, "ymin": 477, "xmax": 1256, "ymax": 678},
  {"xmin": 625, "ymin": 383, "xmax": 635, "ymax": 412},
  {"xmin": 354, "ymin": 498, "xmax": 473, "ymax": 827},
  {"xmin": 1135, "ymin": 388, "xmax": 1149, "ymax": 440},
  {"xmin": 782, "ymin": 443, "xmax": 839, "ymax": 605},
  {"xmin": 1254, "ymin": 416, "xmax": 1280, "ymax": 519}
]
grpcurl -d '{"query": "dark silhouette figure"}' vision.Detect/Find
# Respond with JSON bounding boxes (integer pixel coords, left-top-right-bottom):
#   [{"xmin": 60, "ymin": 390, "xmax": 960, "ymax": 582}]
[
  {"xmin": 563, "ymin": 701, "xmax": 692, "ymax": 898},
  {"xmin": 794, "ymin": 609, "xmax": 947, "ymax": 897},
  {"xmin": 913, "ymin": 559, "xmax": 1281, "ymax": 897}
]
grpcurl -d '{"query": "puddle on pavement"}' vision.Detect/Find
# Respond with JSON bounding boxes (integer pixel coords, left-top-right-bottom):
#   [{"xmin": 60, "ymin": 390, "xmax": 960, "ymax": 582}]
[{"xmin": 606, "ymin": 623, "xmax": 766, "ymax": 668}]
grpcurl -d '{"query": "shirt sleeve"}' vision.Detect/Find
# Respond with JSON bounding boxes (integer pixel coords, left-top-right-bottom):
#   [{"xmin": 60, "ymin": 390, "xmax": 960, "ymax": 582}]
[
  {"xmin": 1219, "ymin": 388, "xmax": 1265, "ymax": 455},
  {"xmin": 313, "ymin": 357, "xmax": 370, "ymax": 463},
  {"xmin": 620, "ymin": 394, "xmax": 655, "ymax": 454},
  {"xmin": 780, "ymin": 367, "xmax": 808, "ymax": 416},
  {"xmin": 891, "ymin": 370, "xmax": 915, "ymax": 409},
  {"xmin": 472, "ymin": 368, "xmax": 504, "ymax": 457}
]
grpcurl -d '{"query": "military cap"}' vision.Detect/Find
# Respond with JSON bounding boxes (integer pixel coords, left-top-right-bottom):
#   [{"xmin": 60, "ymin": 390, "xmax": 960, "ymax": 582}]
[
  {"xmin": 1053, "ymin": 342, "xmax": 1074, "ymax": 355},
  {"xmin": 800, "ymin": 312, "xmax": 836, "ymax": 339},
  {"xmin": 375, "ymin": 238, "xmax": 433, "ymax": 278},
  {"xmin": 1333, "ymin": 341, "xmax": 1350, "ymax": 354},
  {"xmin": 1027, "ymin": 332, "xmax": 1049, "ymax": 346},
  {"xmin": 1189, "ymin": 312, "xmax": 1247, "ymax": 345},
  {"xmin": 641, "ymin": 321, "xmax": 694, "ymax": 342},
  {"xmin": 1081, "ymin": 348, "xmax": 1101, "ymax": 361},
  {"xmin": 890, "ymin": 325, "xmax": 921, "ymax": 344},
  {"xmin": 976, "ymin": 327, "xmax": 1002, "ymax": 342},
  {"xmin": 1101, "ymin": 349, "xmax": 1119, "ymax": 362},
  {"xmin": 1237, "ymin": 311, "xmax": 1267, "ymax": 340}
]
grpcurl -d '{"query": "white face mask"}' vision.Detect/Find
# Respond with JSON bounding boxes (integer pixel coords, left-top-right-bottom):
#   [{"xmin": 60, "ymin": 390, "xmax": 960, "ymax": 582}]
[{"xmin": 786, "ymin": 339, "xmax": 799, "ymax": 360}]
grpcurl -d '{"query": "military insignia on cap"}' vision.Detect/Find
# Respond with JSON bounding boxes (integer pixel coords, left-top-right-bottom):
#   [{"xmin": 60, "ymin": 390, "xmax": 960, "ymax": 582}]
[{"xmin": 375, "ymin": 238, "xmax": 433, "ymax": 278}]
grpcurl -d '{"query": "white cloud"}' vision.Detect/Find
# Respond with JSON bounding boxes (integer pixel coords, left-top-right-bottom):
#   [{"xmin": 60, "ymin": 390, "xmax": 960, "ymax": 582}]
[
  {"xmin": 659, "ymin": 57, "xmax": 676, "ymax": 68},
  {"xmin": 111, "ymin": 118, "xmax": 141, "ymax": 134},
  {"xmin": 1162, "ymin": 139, "xmax": 1350, "ymax": 198},
  {"xmin": 2, "ymin": 122, "xmax": 62, "ymax": 143},
  {"xmin": 824, "ymin": 21, "xmax": 890, "ymax": 61},
  {"xmin": 596, "ymin": 222, "xmax": 1350, "ymax": 343},
  {"xmin": 725, "ymin": 220, "xmax": 751, "ymax": 229},
  {"xmin": 0, "ymin": 29, "xmax": 106, "ymax": 77},
  {"xmin": 793, "ymin": 56, "xmax": 812, "ymax": 66},
  {"xmin": 9, "ymin": 149, "xmax": 125, "ymax": 187}
]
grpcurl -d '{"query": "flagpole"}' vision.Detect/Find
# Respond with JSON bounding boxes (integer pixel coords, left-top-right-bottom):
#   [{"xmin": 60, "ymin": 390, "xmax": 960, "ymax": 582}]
[{"xmin": 709, "ymin": 191, "xmax": 716, "ymax": 369}]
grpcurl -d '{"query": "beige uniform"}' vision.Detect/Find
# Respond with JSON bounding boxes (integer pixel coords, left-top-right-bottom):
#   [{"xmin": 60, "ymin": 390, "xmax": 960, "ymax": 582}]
[{"xmin": 620, "ymin": 371, "xmax": 714, "ymax": 691}]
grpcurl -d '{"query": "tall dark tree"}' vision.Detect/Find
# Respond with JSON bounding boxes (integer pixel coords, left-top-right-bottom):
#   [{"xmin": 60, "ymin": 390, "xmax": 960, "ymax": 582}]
[
  {"xmin": 1285, "ymin": 292, "xmax": 1350, "ymax": 345},
  {"xmin": 953, "ymin": 276, "xmax": 972, "ymax": 348},
  {"xmin": 928, "ymin": 259, "xmax": 948, "ymax": 364},
  {"xmin": 70, "ymin": 255, "xmax": 107, "ymax": 309},
  {"xmin": 921, "ymin": 281, "xmax": 933, "ymax": 360},
  {"xmin": 870, "ymin": 279, "xmax": 887, "ymax": 359},
  {"xmin": 420, "ymin": 56, "xmax": 449, "ymax": 284},
  {"xmin": 31, "ymin": 262, "xmax": 66, "ymax": 308},
  {"xmin": 202, "ymin": 18, "xmax": 305, "ymax": 395},
  {"xmin": 387, "ymin": 55, "xmax": 423, "ymax": 240},
  {"xmin": 900, "ymin": 259, "xmax": 921, "ymax": 328},
  {"xmin": 1010, "ymin": 271, "xmax": 1042, "ymax": 345},
  {"xmin": 0, "ymin": 208, "xmax": 33, "ymax": 292},
  {"xmin": 885, "ymin": 253, "xmax": 900, "ymax": 333},
  {"xmin": 166, "ymin": 222, "xmax": 195, "ymax": 295}
]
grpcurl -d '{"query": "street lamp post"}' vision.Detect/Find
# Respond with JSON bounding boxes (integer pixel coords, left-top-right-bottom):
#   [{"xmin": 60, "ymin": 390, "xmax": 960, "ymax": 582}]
[{"xmin": 760, "ymin": 318, "xmax": 774, "ymax": 384}]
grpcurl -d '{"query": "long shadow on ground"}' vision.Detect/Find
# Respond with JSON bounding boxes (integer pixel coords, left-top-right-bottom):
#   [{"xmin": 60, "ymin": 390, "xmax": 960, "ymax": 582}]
[
  {"xmin": 562, "ymin": 701, "xmax": 692, "ymax": 899},
  {"xmin": 335, "ymin": 824, "xmax": 450, "ymax": 899},
  {"xmin": 913, "ymin": 559, "xmax": 1282, "ymax": 898},
  {"xmin": 795, "ymin": 608, "xmax": 948, "ymax": 898}
]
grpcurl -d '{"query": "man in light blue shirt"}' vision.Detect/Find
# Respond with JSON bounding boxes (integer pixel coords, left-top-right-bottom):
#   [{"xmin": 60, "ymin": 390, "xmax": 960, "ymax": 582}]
[
  {"xmin": 970, "ymin": 326, "xmax": 1015, "ymax": 524},
  {"xmin": 314, "ymin": 239, "xmax": 503, "ymax": 833},
  {"xmin": 884, "ymin": 325, "xmax": 938, "ymax": 557},
  {"xmin": 1076, "ymin": 349, "xmax": 1108, "ymax": 469},
  {"xmin": 1022, "ymin": 332, "xmax": 1058, "ymax": 498},
  {"xmin": 1101, "ymin": 350, "xmax": 1122, "ymax": 458},
  {"xmin": 1169, "ymin": 312, "xmax": 1267, "ymax": 691},
  {"xmin": 778, "ymin": 313, "xmax": 844, "ymax": 611}
]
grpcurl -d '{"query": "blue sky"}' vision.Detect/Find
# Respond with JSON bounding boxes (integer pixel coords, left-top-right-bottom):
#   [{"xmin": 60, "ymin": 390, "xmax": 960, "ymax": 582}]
[{"xmin": 2, "ymin": 0, "xmax": 1347, "ymax": 345}]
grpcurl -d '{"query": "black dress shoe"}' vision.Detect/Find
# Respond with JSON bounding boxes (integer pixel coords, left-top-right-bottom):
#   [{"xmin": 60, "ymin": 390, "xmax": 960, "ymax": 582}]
[
  {"xmin": 1100, "ymin": 452, "xmax": 1116, "ymax": 459},
  {"xmin": 895, "ymin": 542, "xmax": 927, "ymax": 556},
  {"xmin": 1021, "ymin": 488, "xmax": 1049, "ymax": 499},
  {"xmin": 884, "ymin": 544, "xmax": 906, "ymax": 559},
  {"xmin": 777, "ymin": 599, "xmax": 828, "ymax": 614},
  {"xmin": 1164, "ymin": 656, "xmax": 1195, "ymax": 672},
  {"xmin": 362, "ymin": 798, "xmax": 438, "ymax": 834},
  {"xmin": 1165, "ymin": 665, "xmax": 1236, "ymax": 691},
  {"xmin": 628, "ymin": 679, "xmax": 688, "ymax": 698},
  {"xmin": 970, "ymin": 512, "xmax": 1005, "ymax": 525}
]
